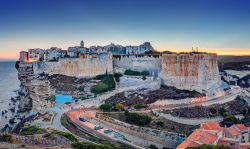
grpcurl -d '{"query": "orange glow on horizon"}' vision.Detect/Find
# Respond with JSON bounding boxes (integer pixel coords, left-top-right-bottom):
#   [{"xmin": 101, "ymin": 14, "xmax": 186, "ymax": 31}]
[
  {"xmin": 0, "ymin": 48, "xmax": 249, "ymax": 61},
  {"xmin": 158, "ymin": 48, "xmax": 250, "ymax": 56}
]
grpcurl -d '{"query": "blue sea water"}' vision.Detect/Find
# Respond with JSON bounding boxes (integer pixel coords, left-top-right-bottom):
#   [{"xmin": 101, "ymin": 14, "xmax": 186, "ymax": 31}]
[{"xmin": 0, "ymin": 62, "xmax": 20, "ymax": 127}]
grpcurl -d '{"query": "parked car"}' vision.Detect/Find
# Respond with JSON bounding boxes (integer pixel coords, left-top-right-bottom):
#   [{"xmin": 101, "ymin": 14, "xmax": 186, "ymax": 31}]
[
  {"xmin": 104, "ymin": 129, "xmax": 113, "ymax": 134},
  {"xmin": 94, "ymin": 125, "xmax": 104, "ymax": 130},
  {"xmin": 79, "ymin": 116, "xmax": 87, "ymax": 122},
  {"xmin": 114, "ymin": 132, "xmax": 124, "ymax": 139}
]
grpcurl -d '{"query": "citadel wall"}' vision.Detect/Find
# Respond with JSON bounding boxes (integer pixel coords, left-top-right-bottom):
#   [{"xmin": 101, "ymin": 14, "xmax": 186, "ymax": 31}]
[
  {"xmin": 160, "ymin": 54, "xmax": 220, "ymax": 92},
  {"xmin": 33, "ymin": 53, "xmax": 113, "ymax": 78},
  {"xmin": 113, "ymin": 55, "xmax": 162, "ymax": 76}
]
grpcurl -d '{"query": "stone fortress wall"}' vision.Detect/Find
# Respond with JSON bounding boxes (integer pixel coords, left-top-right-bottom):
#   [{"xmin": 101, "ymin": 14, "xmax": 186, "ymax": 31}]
[
  {"xmin": 113, "ymin": 55, "xmax": 162, "ymax": 77},
  {"xmin": 18, "ymin": 52, "xmax": 224, "ymax": 111},
  {"xmin": 160, "ymin": 54, "xmax": 220, "ymax": 92},
  {"xmin": 33, "ymin": 53, "xmax": 113, "ymax": 78},
  {"xmin": 31, "ymin": 53, "xmax": 220, "ymax": 92}
]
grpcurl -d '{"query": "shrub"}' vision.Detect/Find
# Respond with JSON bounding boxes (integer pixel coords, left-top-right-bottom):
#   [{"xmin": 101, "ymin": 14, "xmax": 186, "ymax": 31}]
[
  {"xmin": 56, "ymin": 131, "xmax": 78, "ymax": 142},
  {"xmin": 114, "ymin": 73, "xmax": 123, "ymax": 82},
  {"xmin": 142, "ymin": 76, "xmax": 146, "ymax": 80},
  {"xmin": 91, "ymin": 74, "xmax": 115, "ymax": 94},
  {"xmin": 64, "ymin": 102, "xmax": 71, "ymax": 105},
  {"xmin": 219, "ymin": 107, "xmax": 227, "ymax": 116},
  {"xmin": 115, "ymin": 103, "xmax": 124, "ymax": 111},
  {"xmin": 134, "ymin": 104, "xmax": 148, "ymax": 109},
  {"xmin": 209, "ymin": 107, "xmax": 217, "ymax": 114},
  {"xmin": 149, "ymin": 144, "xmax": 158, "ymax": 149},
  {"xmin": 124, "ymin": 69, "xmax": 150, "ymax": 76},
  {"xmin": 0, "ymin": 134, "xmax": 13, "ymax": 143},
  {"xmin": 125, "ymin": 112, "xmax": 152, "ymax": 126},
  {"xmin": 221, "ymin": 115, "xmax": 241, "ymax": 127},
  {"xmin": 141, "ymin": 71, "xmax": 150, "ymax": 76},
  {"xmin": 156, "ymin": 121, "xmax": 164, "ymax": 127},
  {"xmin": 20, "ymin": 125, "xmax": 44, "ymax": 135},
  {"xmin": 99, "ymin": 103, "xmax": 112, "ymax": 112},
  {"xmin": 78, "ymin": 86, "xmax": 84, "ymax": 92},
  {"xmin": 124, "ymin": 69, "xmax": 141, "ymax": 76}
]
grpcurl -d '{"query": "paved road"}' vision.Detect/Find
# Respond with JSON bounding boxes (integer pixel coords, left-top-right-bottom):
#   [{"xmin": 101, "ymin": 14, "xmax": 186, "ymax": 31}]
[
  {"xmin": 156, "ymin": 112, "xmax": 223, "ymax": 125},
  {"xmin": 66, "ymin": 109, "xmax": 144, "ymax": 149}
]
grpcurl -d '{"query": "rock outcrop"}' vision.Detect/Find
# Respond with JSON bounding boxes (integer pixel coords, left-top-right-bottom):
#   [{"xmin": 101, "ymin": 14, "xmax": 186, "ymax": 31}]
[{"xmin": 17, "ymin": 63, "xmax": 54, "ymax": 112}]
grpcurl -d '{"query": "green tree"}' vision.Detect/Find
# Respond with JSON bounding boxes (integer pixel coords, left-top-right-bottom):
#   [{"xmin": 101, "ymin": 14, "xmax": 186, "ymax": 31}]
[
  {"xmin": 99, "ymin": 103, "xmax": 113, "ymax": 112},
  {"xmin": 209, "ymin": 107, "xmax": 217, "ymax": 114},
  {"xmin": 219, "ymin": 107, "xmax": 227, "ymax": 116},
  {"xmin": 148, "ymin": 144, "xmax": 158, "ymax": 149}
]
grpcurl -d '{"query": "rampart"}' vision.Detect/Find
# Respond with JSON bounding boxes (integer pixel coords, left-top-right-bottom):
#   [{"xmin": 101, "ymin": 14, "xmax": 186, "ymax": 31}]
[
  {"xmin": 32, "ymin": 53, "xmax": 113, "ymax": 78},
  {"xmin": 113, "ymin": 55, "xmax": 162, "ymax": 76},
  {"xmin": 160, "ymin": 54, "xmax": 220, "ymax": 92}
]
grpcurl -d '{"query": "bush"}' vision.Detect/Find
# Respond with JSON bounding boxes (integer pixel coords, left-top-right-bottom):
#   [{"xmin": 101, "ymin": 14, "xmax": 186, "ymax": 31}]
[
  {"xmin": 114, "ymin": 73, "xmax": 123, "ymax": 82},
  {"xmin": 209, "ymin": 107, "xmax": 217, "ymax": 114},
  {"xmin": 124, "ymin": 69, "xmax": 141, "ymax": 76},
  {"xmin": 125, "ymin": 112, "xmax": 152, "ymax": 126},
  {"xmin": 134, "ymin": 104, "xmax": 148, "ymax": 109},
  {"xmin": 99, "ymin": 103, "xmax": 112, "ymax": 112},
  {"xmin": 141, "ymin": 71, "xmax": 150, "ymax": 76},
  {"xmin": 64, "ymin": 102, "xmax": 71, "ymax": 105},
  {"xmin": 78, "ymin": 86, "xmax": 84, "ymax": 92},
  {"xmin": 221, "ymin": 115, "xmax": 241, "ymax": 127},
  {"xmin": 142, "ymin": 76, "xmax": 146, "ymax": 80},
  {"xmin": 0, "ymin": 134, "xmax": 13, "ymax": 143},
  {"xmin": 20, "ymin": 125, "xmax": 44, "ymax": 135},
  {"xmin": 116, "ymin": 103, "xmax": 124, "ymax": 111},
  {"xmin": 219, "ymin": 107, "xmax": 227, "ymax": 116},
  {"xmin": 149, "ymin": 144, "xmax": 158, "ymax": 149},
  {"xmin": 91, "ymin": 74, "xmax": 115, "ymax": 94},
  {"xmin": 156, "ymin": 121, "xmax": 164, "ymax": 127},
  {"xmin": 56, "ymin": 131, "xmax": 78, "ymax": 142},
  {"xmin": 124, "ymin": 69, "xmax": 150, "ymax": 76}
]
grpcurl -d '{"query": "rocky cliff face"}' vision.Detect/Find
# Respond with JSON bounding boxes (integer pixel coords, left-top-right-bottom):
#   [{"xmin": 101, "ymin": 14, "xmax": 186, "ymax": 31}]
[
  {"xmin": 17, "ymin": 63, "xmax": 54, "ymax": 112},
  {"xmin": 160, "ymin": 54, "xmax": 220, "ymax": 92}
]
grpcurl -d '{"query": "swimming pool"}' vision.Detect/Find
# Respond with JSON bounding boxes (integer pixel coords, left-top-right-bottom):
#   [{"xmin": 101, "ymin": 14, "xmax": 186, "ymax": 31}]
[{"xmin": 55, "ymin": 95, "xmax": 73, "ymax": 105}]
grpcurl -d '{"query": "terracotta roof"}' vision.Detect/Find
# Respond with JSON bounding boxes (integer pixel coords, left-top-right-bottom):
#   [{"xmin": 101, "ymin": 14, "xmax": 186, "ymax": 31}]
[
  {"xmin": 177, "ymin": 130, "xmax": 218, "ymax": 149},
  {"xmin": 235, "ymin": 124, "xmax": 247, "ymax": 131},
  {"xmin": 201, "ymin": 122, "xmax": 222, "ymax": 131},
  {"xmin": 224, "ymin": 125, "xmax": 242, "ymax": 137}
]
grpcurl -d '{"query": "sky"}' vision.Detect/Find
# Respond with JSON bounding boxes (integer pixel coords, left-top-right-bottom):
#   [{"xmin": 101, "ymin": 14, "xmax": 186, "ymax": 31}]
[{"xmin": 0, "ymin": 0, "xmax": 250, "ymax": 61}]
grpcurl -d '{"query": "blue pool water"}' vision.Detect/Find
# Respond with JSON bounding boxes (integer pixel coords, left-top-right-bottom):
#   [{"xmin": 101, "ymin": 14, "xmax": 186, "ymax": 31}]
[{"xmin": 55, "ymin": 95, "xmax": 72, "ymax": 105}]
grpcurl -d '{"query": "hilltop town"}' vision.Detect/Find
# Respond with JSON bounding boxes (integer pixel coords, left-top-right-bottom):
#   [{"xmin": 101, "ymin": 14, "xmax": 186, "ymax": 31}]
[{"xmin": 1, "ymin": 41, "xmax": 249, "ymax": 149}]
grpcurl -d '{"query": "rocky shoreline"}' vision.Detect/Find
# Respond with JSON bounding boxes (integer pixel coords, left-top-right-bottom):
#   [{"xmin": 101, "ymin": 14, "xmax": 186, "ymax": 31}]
[{"xmin": 0, "ymin": 88, "xmax": 34, "ymax": 132}]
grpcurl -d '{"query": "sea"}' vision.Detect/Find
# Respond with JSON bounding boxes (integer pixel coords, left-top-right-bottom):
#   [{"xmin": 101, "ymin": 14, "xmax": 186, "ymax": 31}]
[{"xmin": 0, "ymin": 62, "xmax": 20, "ymax": 128}]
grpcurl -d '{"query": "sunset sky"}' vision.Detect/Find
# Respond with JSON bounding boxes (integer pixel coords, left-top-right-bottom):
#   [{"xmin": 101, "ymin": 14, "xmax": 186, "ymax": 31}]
[{"xmin": 0, "ymin": 0, "xmax": 250, "ymax": 61}]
